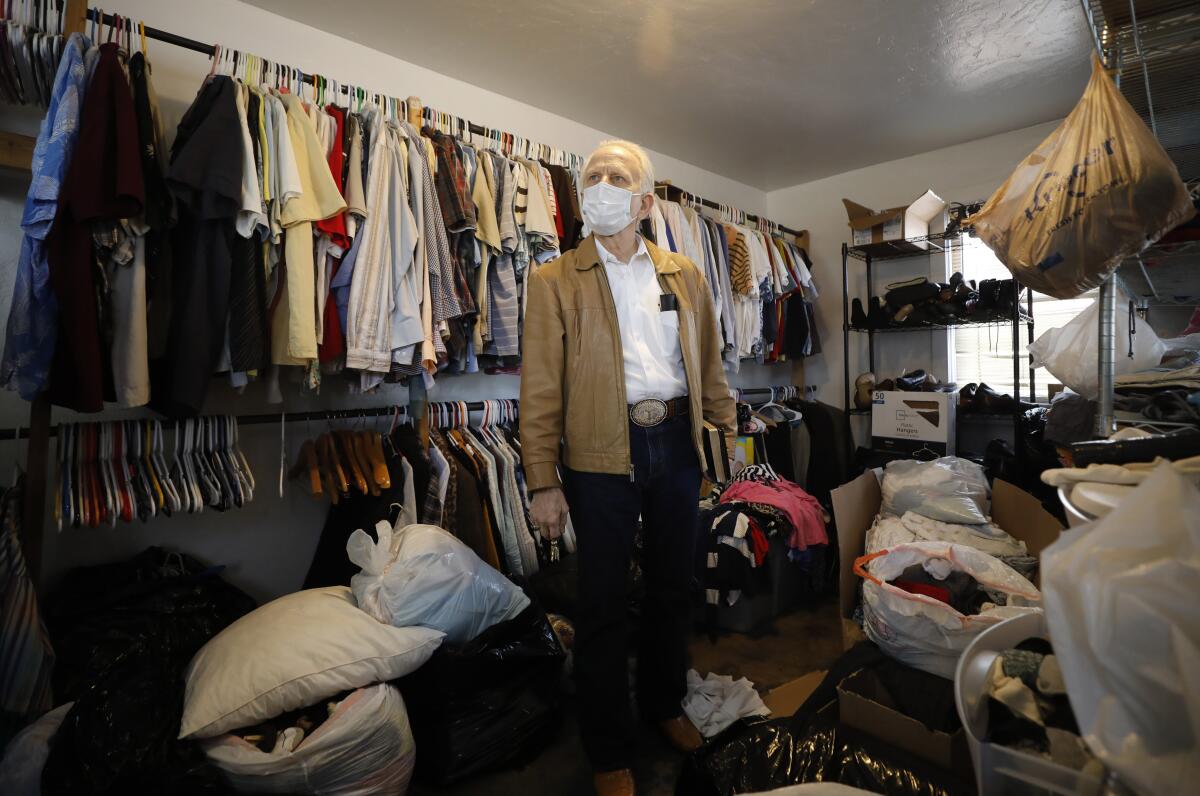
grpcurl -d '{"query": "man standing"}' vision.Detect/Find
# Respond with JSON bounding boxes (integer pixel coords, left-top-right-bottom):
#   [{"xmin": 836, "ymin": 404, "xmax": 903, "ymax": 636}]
[{"xmin": 521, "ymin": 140, "xmax": 736, "ymax": 795}]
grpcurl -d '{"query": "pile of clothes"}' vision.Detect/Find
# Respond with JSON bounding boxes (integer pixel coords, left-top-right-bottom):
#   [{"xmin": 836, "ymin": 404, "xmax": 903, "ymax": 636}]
[{"xmin": 699, "ymin": 463, "xmax": 828, "ymax": 615}]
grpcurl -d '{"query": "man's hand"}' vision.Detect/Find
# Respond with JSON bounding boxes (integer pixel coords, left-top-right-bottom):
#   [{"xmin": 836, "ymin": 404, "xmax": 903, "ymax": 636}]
[{"xmin": 530, "ymin": 487, "xmax": 570, "ymax": 540}]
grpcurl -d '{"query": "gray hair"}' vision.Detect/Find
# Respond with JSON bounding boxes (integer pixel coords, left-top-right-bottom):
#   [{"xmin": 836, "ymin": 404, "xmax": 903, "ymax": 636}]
[{"xmin": 584, "ymin": 139, "xmax": 656, "ymax": 194}]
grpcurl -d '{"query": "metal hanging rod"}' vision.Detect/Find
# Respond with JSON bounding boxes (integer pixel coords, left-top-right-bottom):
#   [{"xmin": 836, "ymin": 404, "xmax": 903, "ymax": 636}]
[
  {"xmin": 655, "ymin": 182, "xmax": 807, "ymax": 241},
  {"xmin": 81, "ymin": 8, "xmax": 575, "ymax": 159},
  {"xmin": 0, "ymin": 400, "xmax": 517, "ymax": 440}
]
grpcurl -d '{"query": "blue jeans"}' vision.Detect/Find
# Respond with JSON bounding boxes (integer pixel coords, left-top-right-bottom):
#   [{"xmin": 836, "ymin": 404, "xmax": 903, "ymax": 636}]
[{"xmin": 562, "ymin": 414, "xmax": 702, "ymax": 771}]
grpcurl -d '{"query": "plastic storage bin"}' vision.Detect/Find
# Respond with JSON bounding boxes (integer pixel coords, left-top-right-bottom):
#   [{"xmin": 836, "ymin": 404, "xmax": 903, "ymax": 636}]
[{"xmin": 955, "ymin": 612, "xmax": 1105, "ymax": 796}]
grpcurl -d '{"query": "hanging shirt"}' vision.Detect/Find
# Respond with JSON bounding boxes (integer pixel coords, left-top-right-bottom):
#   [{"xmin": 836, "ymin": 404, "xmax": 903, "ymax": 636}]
[
  {"xmin": 47, "ymin": 42, "xmax": 145, "ymax": 412},
  {"xmin": 129, "ymin": 50, "xmax": 176, "ymax": 362},
  {"xmin": 271, "ymin": 91, "xmax": 347, "ymax": 365},
  {"xmin": 1, "ymin": 33, "xmax": 90, "ymax": 400},
  {"xmin": 155, "ymin": 74, "xmax": 240, "ymax": 416},
  {"xmin": 595, "ymin": 236, "xmax": 688, "ymax": 403}
]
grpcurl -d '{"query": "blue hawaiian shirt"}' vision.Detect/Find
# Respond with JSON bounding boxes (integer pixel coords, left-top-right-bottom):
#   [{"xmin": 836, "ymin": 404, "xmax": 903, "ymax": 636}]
[{"xmin": 1, "ymin": 33, "xmax": 91, "ymax": 400}]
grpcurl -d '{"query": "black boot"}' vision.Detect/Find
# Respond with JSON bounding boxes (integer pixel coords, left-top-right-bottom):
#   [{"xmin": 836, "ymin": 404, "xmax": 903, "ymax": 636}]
[{"xmin": 851, "ymin": 298, "xmax": 868, "ymax": 329}]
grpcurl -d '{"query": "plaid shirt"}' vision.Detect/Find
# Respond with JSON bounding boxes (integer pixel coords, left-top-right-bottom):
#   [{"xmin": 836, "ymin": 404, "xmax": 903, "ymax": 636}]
[{"xmin": 424, "ymin": 129, "xmax": 476, "ymax": 233}]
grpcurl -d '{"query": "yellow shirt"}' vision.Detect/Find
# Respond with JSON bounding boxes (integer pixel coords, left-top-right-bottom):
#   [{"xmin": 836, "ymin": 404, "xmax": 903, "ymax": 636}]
[{"xmin": 271, "ymin": 93, "xmax": 347, "ymax": 364}]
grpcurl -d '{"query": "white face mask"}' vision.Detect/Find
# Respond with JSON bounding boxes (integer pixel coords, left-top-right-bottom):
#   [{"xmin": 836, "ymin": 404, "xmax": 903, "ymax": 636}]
[{"xmin": 581, "ymin": 182, "xmax": 642, "ymax": 236}]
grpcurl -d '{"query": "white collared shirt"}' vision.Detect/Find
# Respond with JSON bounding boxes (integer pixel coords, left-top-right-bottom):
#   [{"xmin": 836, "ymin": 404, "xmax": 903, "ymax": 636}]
[{"xmin": 596, "ymin": 236, "xmax": 689, "ymax": 403}]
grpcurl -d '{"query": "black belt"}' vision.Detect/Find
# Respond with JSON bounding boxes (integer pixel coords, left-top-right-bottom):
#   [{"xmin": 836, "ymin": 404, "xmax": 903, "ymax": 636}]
[{"xmin": 628, "ymin": 396, "xmax": 689, "ymax": 428}]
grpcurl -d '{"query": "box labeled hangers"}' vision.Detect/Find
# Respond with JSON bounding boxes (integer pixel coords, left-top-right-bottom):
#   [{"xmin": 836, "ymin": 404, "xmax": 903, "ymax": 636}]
[
  {"xmin": 870, "ymin": 390, "xmax": 955, "ymax": 456},
  {"xmin": 843, "ymin": 189, "xmax": 946, "ymax": 253}
]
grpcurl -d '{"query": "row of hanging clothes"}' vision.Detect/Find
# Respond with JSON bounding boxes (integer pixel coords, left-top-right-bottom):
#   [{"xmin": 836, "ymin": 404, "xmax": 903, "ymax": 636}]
[
  {"xmin": 649, "ymin": 190, "xmax": 822, "ymax": 372},
  {"xmin": 55, "ymin": 416, "xmax": 254, "ymax": 529},
  {"xmin": 0, "ymin": 11, "xmax": 592, "ymax": 418},
  {"xmin": 300, "ymin": 398, "xmax": 564, "ymax": 590},
  {"xmin": 0, "ymin": 0, "xmax": 66, "ymax": 107}
]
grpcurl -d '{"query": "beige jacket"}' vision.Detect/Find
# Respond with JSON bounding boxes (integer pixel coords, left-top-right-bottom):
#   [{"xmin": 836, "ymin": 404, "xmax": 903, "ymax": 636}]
[{"xmin": 520, "ymin": 234, "xmax": 736, "ymax": 492}]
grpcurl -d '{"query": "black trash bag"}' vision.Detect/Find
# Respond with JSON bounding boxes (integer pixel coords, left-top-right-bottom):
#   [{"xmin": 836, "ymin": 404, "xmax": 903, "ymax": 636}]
[
  {"xmin": 677, "ymin": 711, "xmax": 972, "ymax": 796},
  {"xmin": 528, "ymin": 553, "xmax": 578, "ymax": 619},
  {"xmin": 395, "ymin": 599, "xmax": 566, "ymax": 785},
  {"xmin": 41, "ymin": 547, "xmax": 255, "ymax": 796}
]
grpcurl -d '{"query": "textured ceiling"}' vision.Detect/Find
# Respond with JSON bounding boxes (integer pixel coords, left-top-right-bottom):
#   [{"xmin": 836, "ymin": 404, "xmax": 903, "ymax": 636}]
[{"xmin": 245, "ymin": 0, "xmax": 1094, "ymax": 191}]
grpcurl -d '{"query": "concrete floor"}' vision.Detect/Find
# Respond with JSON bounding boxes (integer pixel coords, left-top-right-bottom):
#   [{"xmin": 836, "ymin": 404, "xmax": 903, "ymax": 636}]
[{"xmin": 411, "ymin": 600, "xmax": 844, "ymax": 796}]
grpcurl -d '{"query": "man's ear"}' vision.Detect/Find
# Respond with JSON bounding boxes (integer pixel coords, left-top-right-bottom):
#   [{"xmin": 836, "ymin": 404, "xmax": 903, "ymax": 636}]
[{"xmin": 636, "ymin": 191, "xmax": 654, "ymax": 221}]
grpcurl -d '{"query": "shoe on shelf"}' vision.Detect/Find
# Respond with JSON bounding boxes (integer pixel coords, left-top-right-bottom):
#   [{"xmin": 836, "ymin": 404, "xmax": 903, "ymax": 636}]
[
  {"xmin": 851, "ymin": 298, "xmax": 868, "ymax": 329},
  {"xmin": 659, "ymin": 715, "xmax": 703, "ymax": 753},
  {"xmin": 974, "ymin": 383, "xmax": 1035, "ymax": 414},
  {"xmin": 958, "ymin": 383, "xmax": 978, "ymax": 412},
  {"xmin": 854, "ymin": 372, "xmax": 876, "ymax": 409},
  {"xmin": 594, "ymin": 768, "xmax": 635, "ymax": 796},
  {"xmin": 876, "ymin": 378, "xmax": 895, "ymax": 392},
  {"xmin": 868, "ymin": 297, "xmax": 891, "ymax": 329},
  {"xmin": 896, "ymin": 369, "xmax": 928, "ymax": 391}
]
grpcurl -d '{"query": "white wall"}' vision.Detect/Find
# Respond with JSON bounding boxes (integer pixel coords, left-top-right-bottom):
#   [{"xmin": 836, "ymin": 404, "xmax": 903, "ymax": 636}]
[
  {"xmin": 0, "ymin": 0, "xmax": 798, "ymax": 602},
  {"xmin": 766, "ymin": 121, "xmax": 1061, "ymax": 429}
]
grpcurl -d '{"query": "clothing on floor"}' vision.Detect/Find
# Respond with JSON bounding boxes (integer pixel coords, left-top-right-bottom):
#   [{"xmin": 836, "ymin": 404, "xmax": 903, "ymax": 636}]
[{"xmin": 682, "ymin": 669, "xmax": 770, "ymax": 738}]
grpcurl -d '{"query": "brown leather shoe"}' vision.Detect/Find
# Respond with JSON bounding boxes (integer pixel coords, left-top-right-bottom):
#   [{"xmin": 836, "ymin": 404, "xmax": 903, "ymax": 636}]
[
  {"xmin": 593, "ymin": 768, "xmax": 635, "ymax": 795},
  {"xmin": 659, "ymin": 715, "xmax": 703, "ymax": 752}
]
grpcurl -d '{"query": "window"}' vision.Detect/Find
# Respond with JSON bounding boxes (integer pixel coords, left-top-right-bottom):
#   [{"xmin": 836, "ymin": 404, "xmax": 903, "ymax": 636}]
[{"xmin": 952, "ymin": 236, "xmax": 1095, "ymax": 402}]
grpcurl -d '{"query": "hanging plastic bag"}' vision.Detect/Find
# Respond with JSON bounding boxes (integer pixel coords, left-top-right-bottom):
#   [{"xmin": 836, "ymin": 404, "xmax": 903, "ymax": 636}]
[
  {"xmin": 856, "ymin": 541, "xmax": 1041, "ymax": 679},
  {"xmin": 202, "ymin": 683, "xmax": 415, "ymax": 796},
  {"xmin": 348, "ymin": 521, "xmax": 529, "ymax": 644},
  {"xmin": 1041, "ymin": 464, "xmax": 1200, "ymax": 796},
  {"xmin": 968, "ymin": 55, "xmax": 1195, "ymax": 299},
  {"xmin": 1028, "ymin": 295, "xmax": 1166, "ymax": 398},
  {"xmin": 880, "ymin": 457, "xmax": 990, "ymax": 524}
]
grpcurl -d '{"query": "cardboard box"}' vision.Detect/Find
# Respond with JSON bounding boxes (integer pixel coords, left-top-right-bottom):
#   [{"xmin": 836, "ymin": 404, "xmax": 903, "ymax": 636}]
[
  {"xmin": 871, "ymin": 390, "xmax": 956, "ymax": 456},
  {"xmin": 843, "ymin": 189, "xmax": 947, "ymax": 255},
  {"xmin": 838, "ymin": 667, "xmax": 972, "ymax": 775},
  {"xmin": 763, "ymin": 670, "xmax": 827, "ymax": 717},
  {"xmin": 830, "ymin": 472, "xmax": 1064, "ymax": 630}
]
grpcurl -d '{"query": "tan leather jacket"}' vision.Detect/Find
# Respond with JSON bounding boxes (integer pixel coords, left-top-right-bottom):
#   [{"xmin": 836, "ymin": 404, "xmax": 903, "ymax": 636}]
[{"xmin": 520, "ymin": 234, "xmax": 736, "ymax": 492}]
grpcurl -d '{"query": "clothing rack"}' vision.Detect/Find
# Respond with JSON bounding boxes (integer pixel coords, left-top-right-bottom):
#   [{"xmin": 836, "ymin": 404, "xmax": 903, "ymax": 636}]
[
  {"xmin": 655, "ymin": 181, "xmax": 809, "ymax": 243},
  {"xmin": 0, "ymin": 401, "xmax": 520, "ymax": 440},
  {"xmin": 82, "ymin": 7, "xmax": 583, "ymax": 167}
]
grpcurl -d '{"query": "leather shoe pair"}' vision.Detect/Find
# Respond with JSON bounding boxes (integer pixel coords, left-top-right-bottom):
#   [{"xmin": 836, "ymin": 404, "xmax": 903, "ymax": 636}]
[
  {"xmin": 594, "ymin": 769, "xmax": 635, "ymax": 796},
  {"xmin": 959, "ymin": 382, "xmax": 1034, "ymax": 414},
  {"xmin": 660, "ymin": 715, "xmax": 703, "ymax": 753}
]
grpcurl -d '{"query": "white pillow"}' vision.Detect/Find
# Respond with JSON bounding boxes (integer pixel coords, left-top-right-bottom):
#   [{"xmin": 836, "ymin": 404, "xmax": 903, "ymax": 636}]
[{"xmin": 179, "ymin": 587, "xmax": 443, "ymax": 739}]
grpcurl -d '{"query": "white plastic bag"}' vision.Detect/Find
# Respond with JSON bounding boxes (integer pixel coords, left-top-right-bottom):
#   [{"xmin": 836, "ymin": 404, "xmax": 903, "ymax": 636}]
[
  {"xmin": 880, "ymin": 457, "xmax": 990, "ymax": 524},
  {"xmin": 857, "ymin": 541, "xmax": 1041, "ymax": 678},
  {"xmin": 968, "ymin": 55, "xmax": 1195, "ymax": 299},
  {"xmin": 202, "ymin": 684, "xmax": 415, "ymax": 796},
  {"xmin": 348, "ymin": 521, "xmax": 529, "ymax": 644},
  {"xmin": 1041, "ymin": 464, "xmax": 1200, "ymax": 796},
  {"xmin": 866, "ymin": 512, "xmax": 1026, "ymax": 559},
  {"xmin": 1028, "ymin": 296, "xmax": 1166, "ymax": 399},
  {"xmin": 0, "ymin": 703, "xmax": 72, "ymax": 796}
]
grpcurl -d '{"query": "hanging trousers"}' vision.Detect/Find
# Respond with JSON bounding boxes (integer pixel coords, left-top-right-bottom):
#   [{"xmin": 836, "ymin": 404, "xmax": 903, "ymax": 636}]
[{"xmin": 562, "ymin": 414, "xmax": 702, "ymax": 772}]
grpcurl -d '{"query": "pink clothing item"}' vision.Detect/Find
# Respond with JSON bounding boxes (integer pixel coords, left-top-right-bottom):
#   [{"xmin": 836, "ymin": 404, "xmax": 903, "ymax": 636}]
[{"xmin": 719, "ymin": 479, "xmax": 828, "ymax": 550}]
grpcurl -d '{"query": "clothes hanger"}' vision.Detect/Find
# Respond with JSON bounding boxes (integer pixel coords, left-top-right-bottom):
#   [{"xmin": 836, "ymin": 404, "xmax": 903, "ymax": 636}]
[{"xmin": 141, "ymin": 420, "xmax": 164, "ymax": 516}]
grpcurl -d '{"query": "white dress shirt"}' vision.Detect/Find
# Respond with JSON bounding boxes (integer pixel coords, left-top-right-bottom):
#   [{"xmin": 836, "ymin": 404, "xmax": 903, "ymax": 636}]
[{"xmin": 596, "ymin": 236, "xmax": 689, "ymax": 403}]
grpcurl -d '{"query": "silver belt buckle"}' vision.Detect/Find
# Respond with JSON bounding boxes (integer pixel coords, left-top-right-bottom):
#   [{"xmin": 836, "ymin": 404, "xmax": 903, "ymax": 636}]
[{"xmin": 629, "ymin": 398, "xmax": 669, "ymax": 428}]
